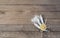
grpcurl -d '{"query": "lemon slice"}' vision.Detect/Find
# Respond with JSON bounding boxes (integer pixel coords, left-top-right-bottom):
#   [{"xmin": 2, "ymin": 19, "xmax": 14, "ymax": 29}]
[{"xmin": 40, "ymin": 23, "xmax": 47, "ymax": 31}]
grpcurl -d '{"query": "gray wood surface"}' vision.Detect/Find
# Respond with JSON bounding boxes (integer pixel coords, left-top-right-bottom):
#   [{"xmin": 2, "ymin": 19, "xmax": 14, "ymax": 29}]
[
  {"xmin": 0, "ymin": 5, "xmax": 60, "ymax": 12},
  {"xmin": 0, "ymin": 0, "xmax": 59, "ymax": 4},
  {"xmin": 0, "ymin": 0, "xmax": 59, "ymax": 38},
  {"xmin": 0, "ymin": 32, "xmax": 42, "ymax": 38},
  {"xmin": 0, "ymin": 32, "xmax": 59, "ymax": 38}
]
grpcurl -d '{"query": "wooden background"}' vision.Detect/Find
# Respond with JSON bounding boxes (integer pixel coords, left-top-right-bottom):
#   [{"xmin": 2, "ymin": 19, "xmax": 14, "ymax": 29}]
[{"xmin": 0, "ymin": 0, "xmax": 60, "ymax": 38}]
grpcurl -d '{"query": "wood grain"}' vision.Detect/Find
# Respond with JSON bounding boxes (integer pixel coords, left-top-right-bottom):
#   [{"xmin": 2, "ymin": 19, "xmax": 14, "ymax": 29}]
[
  {"xmin": 0, "ymin": 32, "xmax": 59, "ymax": 38},
  {"xmin": 0, "ymin": 19, "xmax": 59, "ymax": 32},
  {"xmin": 0, "ymin": 0, "xmax": 59, "ymax": 4},
  {"xmin": 0, "ymin": 0, "xmax": 59, "ymax": 38},
  {"xmin": 0, "ymin": 5, "xmax": 60, "ymax": 12},
  {"xmin": 0, "ymin": 11, "xmax": 59, "ymax": 31},
  {"xmin": 48, "ymin": 32, "xmax": 60, "ymax": 38},
  {"xmin": 0, "ymin": 32, "xmax": 42, "ymax": 38},
  {"xmin": 42, "ymin": 31, "xmax": 60, "ymax": 38},
  {"xmin": 0, "ymin": 12, "xmax": 60, "ymax": 24}
]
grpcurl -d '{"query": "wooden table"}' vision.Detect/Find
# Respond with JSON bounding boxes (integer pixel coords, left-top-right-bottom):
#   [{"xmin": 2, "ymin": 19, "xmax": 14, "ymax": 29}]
[{"xmin": 0, "ymin": 0, "xmax": 60, "ymax": 38}]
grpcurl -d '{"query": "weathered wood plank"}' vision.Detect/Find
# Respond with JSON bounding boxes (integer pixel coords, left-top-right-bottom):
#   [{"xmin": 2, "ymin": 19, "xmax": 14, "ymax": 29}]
[
  {"xmin": 48, "ymin": 32, "xmax": 60, "ymax": 38},
  {"xmin": 0, "ymin": 0, "xmax": 59, "ymax": 4},
  {"xmin": 0, "ymin": 12, "xmax": 60, "ymax": 24},
  {"xmin": 0, "ymin": 32, "xmax": 42, "ymax": 38},
  {"xmin": 0, "ymin": 32, "xmax": 59, "ymax": 38},
  {"xmin": 0, "ymin": 24, "xmax": 37, "ymax": 32},
  {"xmin": 0, "ymin": 19, "xmax": 59, "ymax": 32},
  {"xmin": 0, "ymin": 5, "xmax": 59, "ymax": 12},
  {"xmin": 42, "ymin": 31, "xmax": 60, "ymax": 38},
  {"xmin": 0, "ymin": 11, "xmax": 59, "ymax": 31}
]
